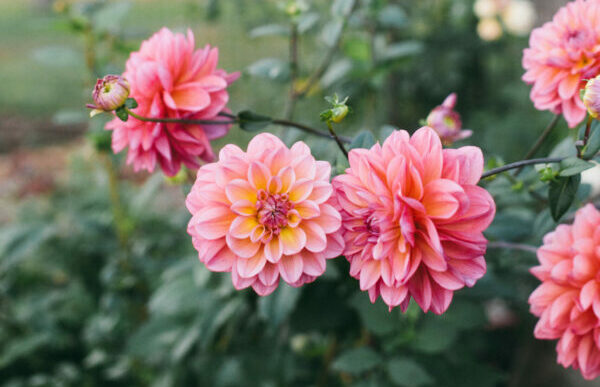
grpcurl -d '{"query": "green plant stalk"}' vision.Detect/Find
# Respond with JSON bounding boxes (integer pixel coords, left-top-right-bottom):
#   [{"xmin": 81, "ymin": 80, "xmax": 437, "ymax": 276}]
[
  {"xmin": 101, "ymin": 154, "xmax": 130, "ymax": 251},
  {"xmin": 513, "ymin": 114, "xmax": 560, "ymax": 176},
  {"xmin": 326, "ymin": 121, "xmax": 349, "ymax": 158},
  {"xmin": 481, "ymin": 157, "xmax": 565, "ymax": 179},
  {"xmin": 123, "ymin": 108, "xmax": 352, "ymax": 143}
]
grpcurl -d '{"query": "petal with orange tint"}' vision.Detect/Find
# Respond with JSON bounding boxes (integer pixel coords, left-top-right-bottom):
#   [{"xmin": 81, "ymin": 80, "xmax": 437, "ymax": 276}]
[
  {"xmin": 230, "ymin": 199, "xmax": 256, "ymax": 216},
  {"xmin": 278, "ymin": 166, "xmax": 295, "ymax": 194},
  {"xmin": 280, "ymin": 227, "xmax": 307, "ymax": 255},
  {"xmin": 226, "ymin": 233, "xmax": 260, "ymax": 258},
  {"xmin": 360, "ymin": 260, "xmax": 381, "ymax": 290},
  {"xmin": 164, "ymin": 83, "xmax": 210, "ymax": 111},
  {"xmin": 289, "ymin": 178, "xmax": 313, "ymax": 203},
  {"xmin": 248, "ymin": 161, "xmax": 271, "ymax": 190},
  {"xmin": 226, "ymin": 179, "xmax": 257, "ymax": 203},
  {"xmin": 229, "ymin": 216, "xmax": 260, "ymax": 238},
  {"xmin": 264, "ymin": 237, "xmax": 283, "ymax": 263},
  {"xmin": 295, "ymin": 200, "xmax": 320, "ymax": 219},
  {"xmin": 193, "ymin": 206, "xmax": 235, "ymax": 240}
]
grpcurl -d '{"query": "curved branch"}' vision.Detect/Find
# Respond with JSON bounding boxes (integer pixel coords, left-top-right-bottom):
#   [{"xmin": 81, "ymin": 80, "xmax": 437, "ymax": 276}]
[{"xmin": 481, "ymin": 157, "xmax": 564, "ymax": 179}]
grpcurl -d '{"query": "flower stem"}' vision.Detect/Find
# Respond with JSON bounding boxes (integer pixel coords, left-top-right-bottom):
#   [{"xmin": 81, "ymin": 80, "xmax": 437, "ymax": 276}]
[
  {"xmin": 125, "ymin": 108, "xmax": 236, "ymax": 125},
  {"xmin": 284, "ymin": 22, "xmax": 299, "ymax": 120},
  {"xmin": 580, "ymin": 115, "xmax": 593, "ymax": 158},
  {"xmin": 481, "ymin": 157, "xmax": 564, "ymax": 179},
  {"xmin": 326, "ymin": 121, "xmax": 349, "ymax": 158},
  {"xmin": 513, "ymin": 114, "xmax": 560, "ymax": 176},
  {"xmin": 124, "ymin": 108, "xmax": 352, "ymax": 143}
]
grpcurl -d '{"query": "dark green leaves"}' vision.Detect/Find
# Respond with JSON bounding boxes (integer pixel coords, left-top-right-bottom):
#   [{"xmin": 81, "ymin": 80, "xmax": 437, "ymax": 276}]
[
  {"xmin": 115, "ymin": 106, "xmax": 128, "ymax": 121},
  {"xmin": 582, "ymin": 120, "xmax": 600, "ymax": 159},
  {"xmin": 558, "ymin": 157, "xmax": 594, "ymax": 177},
  {"xmin": 332, "ymin": 347, "xmax": 382, "ymax": 375},
  {"xmin": 387, "ymin": 358, "xmax": 433, "ymax": 387},
  {"xmin": 124, "ymin": 98, "xmax": 138, "ymax": 109},
  {"xmin": 237, "ymin": 111, "xmax": 272, "ymax": 131},
  {"xmin": 549, "ymin": 174, "xmax": 581, "ymax": 221}
]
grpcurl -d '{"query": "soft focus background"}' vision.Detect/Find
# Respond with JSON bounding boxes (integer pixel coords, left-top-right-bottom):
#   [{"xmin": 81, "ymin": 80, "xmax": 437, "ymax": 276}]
[{"xmin": 2, "ymin": 0, "xmax": 598, "ymax": 386}]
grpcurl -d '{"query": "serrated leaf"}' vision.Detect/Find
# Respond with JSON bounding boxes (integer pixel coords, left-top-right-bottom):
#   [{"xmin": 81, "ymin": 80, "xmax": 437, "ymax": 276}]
[
  {"xmin": 559, "ymin": 157, "xmax": 594, "ymax": 176},
  {"xmin": 349, "ymin": 131, "xmax": 376, "ymax": 150},
  {"xmin": 549, "ymin": 175, "xmax": 581, "ymax": 221},
  {"xmin": 237, "ymin": 110, "xmax": 272, "ymax": 131},
  {"xmin": 332, "ymin": 347, "xmax": 382, "ymax": 375},
  {"xmin": 249, "ymin": 24, "xmax": 289, "ymax": 39},
  {"xmin": 583, "ymin": 121, "xmax": 600, "ymax": 159},
  {"xmin": 387, "ymin": 358, "xmax": 433, "ymax": 387}
]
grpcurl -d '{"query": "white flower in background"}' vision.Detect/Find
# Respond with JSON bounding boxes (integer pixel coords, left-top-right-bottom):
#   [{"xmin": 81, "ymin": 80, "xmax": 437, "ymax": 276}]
[
  {"xmin": 474, "ymin": 0, "xmax": 499, "ymax": 18},
  {"xmin": 501, "ymin": 0, "xmax": 536, "ymax": 36},
  {"xmin": 582, "ymin": 161, "xmax": 600, "ymax": 198},
  {"xmin": 477, "ymin": 17, "xmax": 503, "ymax": 41}
]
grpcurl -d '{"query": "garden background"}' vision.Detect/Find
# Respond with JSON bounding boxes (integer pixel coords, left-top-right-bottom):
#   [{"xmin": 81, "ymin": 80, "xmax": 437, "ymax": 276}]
[{"xmin": 1, "ymin": 0, "xmax": 597, "ymax": 386}]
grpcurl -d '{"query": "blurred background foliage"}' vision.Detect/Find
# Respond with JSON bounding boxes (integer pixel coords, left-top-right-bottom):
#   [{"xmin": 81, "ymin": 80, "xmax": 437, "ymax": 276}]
[{"xmin": 1, "ymin": 0, "xmax": 595, "ymax": 386}]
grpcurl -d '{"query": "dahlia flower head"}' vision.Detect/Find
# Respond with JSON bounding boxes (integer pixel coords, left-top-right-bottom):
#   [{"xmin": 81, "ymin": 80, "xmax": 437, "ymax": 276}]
[
  {"xmin": 529, "ymin": 204, "xmax": 600, "ymax": 380},
  {"xmin": 425, "ymin": 93, "xmax": 472, "ymax": 145},
  {"xmin": 186, "ymin": 133, "xmax": 344, "ymax": 296},
  {"xmin": 522, "ymin": 0, "xmax": 600, "ymax": 128},
  {"xmin": 332, "ymin": 127, "xmax": 496, "ymax": 314},
  {"xmin": 583, "ymin": 75, "xmax": 600, "ymax": 118},
  {"xmin": 106, "ymin": 27, "xmax": 240, "ymax": 176}
]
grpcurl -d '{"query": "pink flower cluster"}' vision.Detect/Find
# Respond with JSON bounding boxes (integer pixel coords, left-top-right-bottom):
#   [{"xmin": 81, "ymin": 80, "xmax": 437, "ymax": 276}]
[
  {"xmin": 523, "ymin": 0, "xmax": 600, "ymax": 128},
  {"xmin": 529, "ymin": 204, "xmax": 600, "ymax": 380},
  {"xmin": 186, "ymin": 127, "xmax": 495, "ymax": 314},
  {"xmin": 106, "ymin": 28, "xmax": 239, "ymax": 176}
]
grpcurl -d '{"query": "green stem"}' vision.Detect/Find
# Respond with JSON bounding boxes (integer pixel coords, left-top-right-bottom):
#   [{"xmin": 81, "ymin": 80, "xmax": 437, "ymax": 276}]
[
  {"xmin": 481, "ymin": 157, "xmax": 564, "ymax": 179},
  {"xmin": 513, "ymin": 114, "xmax": 560, "ymax": 176},
  {"xmin": 125, "ymin": 108, "xmax": 236, "ymax": 125},
  {"xmin": 580, "ymin": 115, "xmax": 593, "ymax": 158},
  {"xmin": 101, "ymin": 154, "xmax": 130, "ymax": 251},
  {"xmin": 327, "ymin": 121, "xmax": 349, "ymax": 158}
]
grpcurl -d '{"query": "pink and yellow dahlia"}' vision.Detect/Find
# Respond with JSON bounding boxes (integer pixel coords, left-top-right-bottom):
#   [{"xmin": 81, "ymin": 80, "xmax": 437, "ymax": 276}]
[
  {"xmin": 522, "ymin": 0, "xmax": 600, "ymax": 128},
  {"xmin": 186, "ymin": 133, "xmax": 344, "ymax": 295},
  {"xmin": 332, "ymin": 127, "xmax": 495, "ymax": 314},
  {"xmin": 106, "ymin": 27, "xmax": 239, "ymax": 176},
  {"xmin": 529, "ymin": 204, "xmax": 600, "ymax": 380}
]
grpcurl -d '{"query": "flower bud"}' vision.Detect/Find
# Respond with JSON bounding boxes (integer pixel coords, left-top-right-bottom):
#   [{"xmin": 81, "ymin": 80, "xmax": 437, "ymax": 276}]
[
  {"xmin": 92, "ymin": 75, "xmax": 130, "ymax": 112},
  {"xmin": 426, "ymin": 93, "xmax": 472, "ymax": 145},
  {"xmin": 583, "ymin": 75, "xmax": 600, "ymax": 118},
  {"xmin": 331, "ymin": 105, "xmax": 349, "ymax": 123}
]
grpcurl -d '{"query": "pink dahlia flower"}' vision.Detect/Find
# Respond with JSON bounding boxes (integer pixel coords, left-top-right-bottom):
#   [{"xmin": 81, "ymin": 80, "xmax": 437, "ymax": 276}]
[
  {"xmin": 332, "ymin": 127, "xmax": 496, "ymax": 314},
  {"xmin": 425, "ymin": 93, "xmax": 472, "ymax": 145},
  {"xmin": 186, "ymin": 133, "xmax": 344, "ymax": 295},
  {"xmin": 522, "ymin": 0, "xmax": 600, "ymax": 128},
  {"xmin": 106, "ymin": 27, "xmax": 240, "ymax": 176},
  {"xmin": 529, "ymin": 204, "xmax": 600, "ymax": 380}
]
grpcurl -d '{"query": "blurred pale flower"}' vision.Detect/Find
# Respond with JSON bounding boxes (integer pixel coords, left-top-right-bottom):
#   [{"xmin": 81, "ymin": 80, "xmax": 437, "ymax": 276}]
[
  {"xmin": 186, "ymin": 133, "xmax": 344, "ymax": 296},
  {"xmin": 583, "ymin": 75, "xmax": 600, "ymax": 119},
  {"xmin": 106, "ymin": 28, "xmax": 240, "ymax": 176},
  {"xmin": 522, "ymin": 0, "xmax": 600, "ymax": 128},
  {"xmin": 426, "ymin": 93, "xmax": 472, "ymax": 145},
  {"xmin": 332, "ymin": 128, "xmax": 496, "ymax": 314},
  {"xmin": 477, "ymin": 17, "xmax": 503, "ymax": 41},
  {"xmin": 529, "ymin": 204, "xmax": 600, "ymax": 380},
  {"xmin": 474, "ymin": 0, "xmax": 499, "ymax": 18},
  {"xmin": 501, "ymin": 0, "xmax": 536, "ymax": 36}
]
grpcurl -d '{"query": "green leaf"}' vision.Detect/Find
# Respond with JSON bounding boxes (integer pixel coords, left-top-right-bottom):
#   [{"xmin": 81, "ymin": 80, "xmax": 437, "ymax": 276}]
[
  {"xmin": 387, "ymin": 358, "xmax": 433, "ymax": 387},
  {"xmin": 548, "ymin": 175, "xmax": 581, "ymax": 221},
  {"xmin": 247, "ymin": 58, "xmax": 290, "ymax": 81},
  {"xmin": 558, "ymin": 157, "xmax": 594, "ymax": 176},
  {"xmin": 249, "ymin": 24, "xmax": 289, "ymax": 39},
  {"xmin": 237, "ymin": 111, "xmax": 273, "ymax": 131},
  {"xmin": 298, "ymin": 12, "xmax": 320, "ymax": 33},
  {"xmin": 332, "ymin": 347, "xmax": 382, "ymax": 375},
  {"xmin": 411, "ymin": 318, "xmax": 458, "ymax": 354},
  {"xmin": 349, "ymin": 292, "xmax": 395, "ymax": 336},
  {"xmin": 583, "ymin": 121, "xmax": 600, "ymax": 159},
  {"xmin": 258, "ymin": 284, "xmax": 301, "ymax": 328},
  {"xmin": 115, "ymin": 106, "xmax": 128, "ymax": 122},
  {"xmin": 124, "ymin": 98, "xmax": 138, "ymax": 109},
  {"xmin": 377, "ymin": 5, "xmax": 407, "ymax": 29},
  {"xmin": 349, "ymin": 131, "xmax": 376, "ymax": 150},
  {"xmin": 380, "ymin": 41, "xmax": 423, "ymax": 61}
]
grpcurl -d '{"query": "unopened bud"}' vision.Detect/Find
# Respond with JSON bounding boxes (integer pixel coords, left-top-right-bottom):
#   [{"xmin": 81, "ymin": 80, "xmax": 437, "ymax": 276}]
[
  {"xmin": 331, "ymin": 105, "xmax": 349, "ymax": 123},
  {"xmin": 583, "ymin": 75, "xmax": 600, "ymax": 118},
  {"xmin": 92, "ymin": 75, "xmax": 130, "ymax": 112}
]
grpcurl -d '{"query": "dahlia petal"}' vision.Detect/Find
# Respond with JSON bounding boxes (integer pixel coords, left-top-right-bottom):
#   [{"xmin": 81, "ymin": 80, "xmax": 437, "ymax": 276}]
[
  {"xmin": 252, "ymin": 281, "xmax": 278, "ymax": 296},
  {"xmin": 380, "ymin": 284, "xmax": 408, "ymax": 307},
  {"xmin": 264, "ymin": 237, "xmax": 283, "ymax": 263},
  {"xmin": 230, "ymin": 199, "xmax": 256, "ymax": 216},
  {"xmin": 193, "ymin": 206, "xmax": 235, "ymax": 240},
  {"xmin": 429, "ymin": 269, "xmax": 464, "ymax": 291},
  {"xmin": 301, "ymin": 221, "xmax": 327, "ymax": 253},
  {"xmin": 236, "ymin": 252, "xmax": 266, "ymax": 278},
  {"xmin": 226, "ymin": 233, "xmax": 261, "ymax": 258},
  {"xmin": 248, "ymin": 161, "xmax": 271, "ymax": 190},
  {"xmin": 359, "ymin": 260, "xmax": 381, "ymax": 291},
  {"xmin": 302, "ymin": 252, "xmax": 326, "ymax": 276},
  {"xmin": 277, "ymin": 166, "xmax": 296, "ymax": 194},
  {"xmin": 316, "ymin": 203, "xmax": 342, "ymax": 233},
  {"xmin": 410, "ymin": 126, "xmax": 443, "ymax": 183},
  {"xmin": 229, "ymin": 216, "xmax": 260, "ymax": 238},
  {"xmin": 258, "ymin": 262, "xmax": 279, "ymax": 286},
  {"xmin": 226, "ymin": 179, "xmax": 257, "ymax": 203},
  {"xmin": 164, "ymin": 83, "xmax": 211, "ymax": 111},
  {"xmin": 279, "ymin": 254, "xmax": 304, "ymax": 283},
  {"xmin": 289, "ymin": 178, "xmax": 314, "ymax": 203},
  {"xmin": 580, "ymin": 281, "xmax": 598, "ymax": 310},
  {"xmin": 296, "ymin": 200, "xmax": 321, "ymax": 219},
  {"xmin": 280, "ymin": 227, "xmax": 307, "ymax": 255}
]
